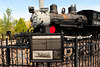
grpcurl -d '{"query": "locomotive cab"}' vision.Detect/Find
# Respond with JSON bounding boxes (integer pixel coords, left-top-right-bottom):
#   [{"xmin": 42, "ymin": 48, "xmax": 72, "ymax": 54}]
[{"xmin": 77, "ymin": 10, "xmax": 100, "ymax": 26}]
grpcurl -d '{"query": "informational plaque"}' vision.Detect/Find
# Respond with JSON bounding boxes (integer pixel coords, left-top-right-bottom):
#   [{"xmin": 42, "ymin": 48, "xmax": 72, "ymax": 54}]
[{"xmin": 30, "ymin": 34, "xmax": 63, "ymax": 62}]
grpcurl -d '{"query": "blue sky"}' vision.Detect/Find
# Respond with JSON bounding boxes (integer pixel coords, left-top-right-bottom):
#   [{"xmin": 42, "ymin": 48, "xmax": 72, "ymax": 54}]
[{"xmin": 0, "ymin": 0, "xmax": 100, "ymax": 21}]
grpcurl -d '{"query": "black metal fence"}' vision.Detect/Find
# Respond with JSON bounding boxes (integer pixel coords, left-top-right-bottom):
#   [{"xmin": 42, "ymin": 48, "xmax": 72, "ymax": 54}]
[{"xmin": 0, "ymin": 35, "xmax": 100, "ymax": 67}]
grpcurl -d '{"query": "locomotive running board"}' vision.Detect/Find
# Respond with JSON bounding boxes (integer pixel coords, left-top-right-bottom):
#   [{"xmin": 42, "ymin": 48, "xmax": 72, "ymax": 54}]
[{"xmin": 64, "ymin": 35, "xmax": 92, "ymax": 40}]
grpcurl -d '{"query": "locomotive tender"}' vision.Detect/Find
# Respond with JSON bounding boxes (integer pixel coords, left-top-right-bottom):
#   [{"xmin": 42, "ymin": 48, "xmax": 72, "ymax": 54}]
[{"xmin": 28, "ymin": 0, "xmax": 100, "ymax": 37}]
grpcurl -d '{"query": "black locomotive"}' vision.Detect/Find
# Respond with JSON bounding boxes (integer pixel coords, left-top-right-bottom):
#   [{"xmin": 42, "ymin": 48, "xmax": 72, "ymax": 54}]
[
  {"xmin": 27, "ymin": 3, "xmax": 100, "ymax": 38},
  {"xmin": 14, "ymin": 1, "xmax": 100, "ymax": 43}
]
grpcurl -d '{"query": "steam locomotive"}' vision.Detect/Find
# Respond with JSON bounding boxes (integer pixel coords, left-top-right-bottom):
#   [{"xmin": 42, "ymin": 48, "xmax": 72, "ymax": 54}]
[
  {"xmin": 28, "ymin": 1, "xmax": 100, "ymax": 37},
  {"xmin": 14, "ymin": 0, "xmax": 100, "ymax": 41}
]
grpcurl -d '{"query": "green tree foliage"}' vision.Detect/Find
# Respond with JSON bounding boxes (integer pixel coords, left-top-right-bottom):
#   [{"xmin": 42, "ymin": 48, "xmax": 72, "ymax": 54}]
[
  {"xmin": 0, "ymin": 7, "xmax": 28, "ymax": 35},
  {"xmin": 0, "ymin": 19, "xmax": 3, "ymax": 34},
  {"xmin": 15, "ymin": 18, "xmax": 28, "ymax": 33},
  {"xmin": 1, "ymin": 7, "xmax": 15, "ymax": 34}
]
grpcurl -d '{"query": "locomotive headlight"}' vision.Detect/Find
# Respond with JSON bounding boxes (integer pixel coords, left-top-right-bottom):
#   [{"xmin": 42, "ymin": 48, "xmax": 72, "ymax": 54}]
[{"xmin": 28, "ymin": 6, "xmax": 35, "ymax": 13}]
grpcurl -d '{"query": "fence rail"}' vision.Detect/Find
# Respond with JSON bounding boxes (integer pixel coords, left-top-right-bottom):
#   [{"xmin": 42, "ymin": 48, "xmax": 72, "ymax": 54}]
[{"xmin": 0, "ymin": 36, "xmax": 100, "ymax": 67}]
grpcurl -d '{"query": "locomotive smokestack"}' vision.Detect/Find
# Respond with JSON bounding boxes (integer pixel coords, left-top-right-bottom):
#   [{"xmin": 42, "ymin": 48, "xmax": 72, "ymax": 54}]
[{"xmin": 39, "ymin": 0, "xmax": 44, "ymax": 9}]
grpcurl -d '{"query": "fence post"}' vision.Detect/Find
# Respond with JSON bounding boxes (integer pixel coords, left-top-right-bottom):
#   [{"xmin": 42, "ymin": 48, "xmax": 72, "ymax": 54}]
[
  {"xmin": 90, "ymin": 38, "xmax": 93, "ymax": 65},
  {"xmin": 74, "ymin": 38, "xmax": 78, "ymax": 67},
  {"xmin": 6, "ymin": 36, "xmax": 10, "ymax": 67},
  {"xmin": 36, "ymin": 62, "xmax": 39, "ymax": 67},
  {"xmin": 32, "ymin": 62, "xmax": 34, "ymax": 67},
  {"xmin": 47, "ymin": 62, "xmax": 50, "ymax": 67}
]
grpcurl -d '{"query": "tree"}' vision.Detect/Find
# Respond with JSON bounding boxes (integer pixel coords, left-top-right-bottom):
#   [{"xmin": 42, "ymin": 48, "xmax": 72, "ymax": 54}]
[
  {"xmin": 0, "ymin": 19, "xmax": 3, "ymax": 34},
  {"xmin": 25, "ymin": 20, "xmax": 31, "ymax": 29},
  {"xmin": 1, "ymin": 7, "xmax": 13, "ymax": 34},
  {"xmin": 0, "ymin": 7, "xmax": 28, "ymax": 35},
  {"xmin": 6, "ymin": 7, "xmax": 12, "ymax": 30},
  {"xmin": 15, "ymin": 18, "xmax": 28, "ymax": 33}
]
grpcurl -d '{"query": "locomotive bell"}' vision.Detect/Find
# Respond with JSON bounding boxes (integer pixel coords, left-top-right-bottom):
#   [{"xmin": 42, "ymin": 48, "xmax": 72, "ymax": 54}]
[{"xmin": 61, "ymin": 8, "xmax": 66, "ymax": 14}]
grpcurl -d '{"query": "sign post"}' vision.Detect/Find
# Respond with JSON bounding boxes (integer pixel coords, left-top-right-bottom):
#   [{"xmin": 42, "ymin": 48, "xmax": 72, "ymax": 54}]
[{"xmin": 30, "ymin": 34, "xmax": 63, "ymax": 62}]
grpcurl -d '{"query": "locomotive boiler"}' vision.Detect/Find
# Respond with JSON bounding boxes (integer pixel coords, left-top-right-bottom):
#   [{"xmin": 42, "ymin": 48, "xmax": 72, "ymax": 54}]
[{"xmin": 28, "ymin": 0, "xmax": 100, "ymax": 37}]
